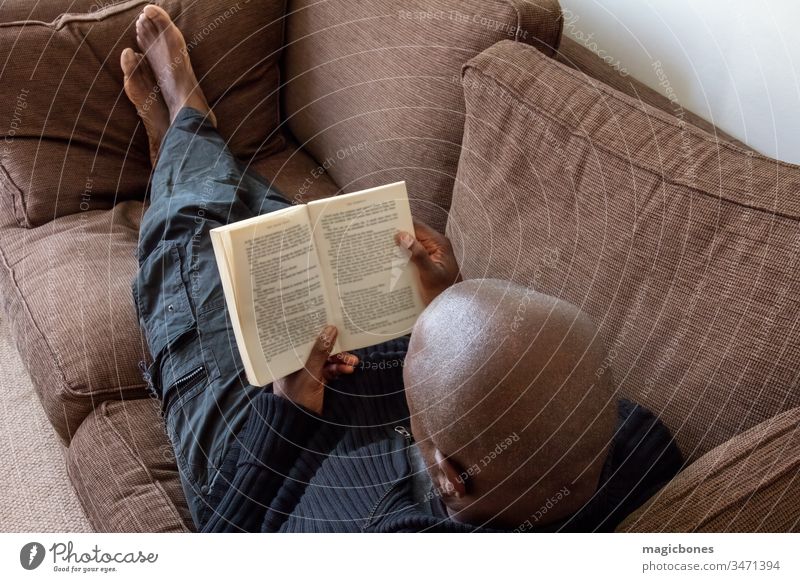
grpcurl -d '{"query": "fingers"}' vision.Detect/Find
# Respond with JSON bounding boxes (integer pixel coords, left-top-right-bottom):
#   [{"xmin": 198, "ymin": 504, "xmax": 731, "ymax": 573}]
[
  {"xmin": 412, "ymin": 219, "xmax": 440, "ymax": 241},
  {"xmin": 322, "ymin": 362, "xmax": 357, "ymax": 382},
  {"xmin": 307, "ymin": 327, "xmax": 364, "ymax": 383},
  {"xmin": 413, "ymin": 220, "xmax": 454, "ymax": 257},
  {"xmin": 323, "ymin": 351, "xmax": 359, "ymax": 381},
  {"xmin": 395, "ymin": 230, "xmax": 435, "ymax": 271},
  {"xmin": 329, "ymin": 351, "xmax": 358, "ymax": 364},
  {"xmin": 306, "ymin": 325, "xmax": 337, "ymax": 372}
]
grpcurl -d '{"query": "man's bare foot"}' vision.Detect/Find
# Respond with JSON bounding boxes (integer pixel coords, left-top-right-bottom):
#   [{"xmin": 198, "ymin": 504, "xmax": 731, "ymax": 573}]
[
  {"xmin": 135, "ymin": 4, "xmax": 216, "ymax": 126},
  {"xmin": 121, "ymin": 48, "xmax": 170, "ymax": 165}
]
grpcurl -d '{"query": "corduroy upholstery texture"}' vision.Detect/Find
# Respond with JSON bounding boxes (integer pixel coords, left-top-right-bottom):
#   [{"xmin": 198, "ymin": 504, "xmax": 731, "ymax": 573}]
[
  {"xmin": 0, "ymin": 0, "xmax": 118, "ymax": 22},
  {"xmin": 554, "ymin": 37, "xmax": 750, "ymax": 151},
  {"xmin": 0, "ymin": 0, "xmax": 286, "ymax": 228},
  {"xmin": 618, "ymin": 406, "xmax": 800, "ymax": 532},
  {"xmin": 0, "ymin": 198, "xmax": 147, "ymax": 442},
  {"xmin": 447, "ymin": 40, "xmax": 800, "ymax": 464},
  {"xmin": 67, "ymin": 398, "xmax": 193, "ymax": 532},
  {"xmin": 283, "ymin": 0, "xmax": 563, "ymax": 233}
]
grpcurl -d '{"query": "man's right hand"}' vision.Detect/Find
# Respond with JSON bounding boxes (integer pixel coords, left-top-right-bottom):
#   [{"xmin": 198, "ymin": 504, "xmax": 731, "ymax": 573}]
[
  {"xmin": 395, "ymin": 220, "xmax": 462, "ymax": 306},
  {"xmin": 272, "ymin": 325, "xmax": 358, "ymax": 416}
]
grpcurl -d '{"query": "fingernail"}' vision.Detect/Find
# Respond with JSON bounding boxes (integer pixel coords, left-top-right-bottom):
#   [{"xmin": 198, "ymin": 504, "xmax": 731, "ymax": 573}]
[{"xmin": 399, "ymin": 232, "xmax": 414, "ymax": 249}]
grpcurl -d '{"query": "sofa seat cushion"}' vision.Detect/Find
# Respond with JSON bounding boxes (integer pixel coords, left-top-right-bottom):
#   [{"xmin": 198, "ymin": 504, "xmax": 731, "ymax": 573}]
[
  {"xmin": 618, "ymin": 406, "xmax": 800, "ymax": 532},
  {"xmin": 0, "ymin": 0, "xmax": 286, "ymax": 228},
  {"xmin": 447, "ymin": 40, "xmax": 800, "ymax": 461},
  {"xmin": 67, "ymin": 398, "xmax": 192, "ymax": 532},
  {"xmin": 283, "ymin": 0, "xmax": 563, "ymax": 233},
  {"xmin": 250, "ymin": 134, "xmax": 341, "ymax": 204},
  {"xmin": 0, "ymin": 199, "xmax": 148, "ymax": 441}
]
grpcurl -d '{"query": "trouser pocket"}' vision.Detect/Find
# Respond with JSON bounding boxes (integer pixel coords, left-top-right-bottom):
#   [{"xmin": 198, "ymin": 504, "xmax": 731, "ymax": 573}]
[
  {"xmin": 133, "ymin": 239, "xmax": 197, "ymax": 358},
  {"xmin": 133, "ymin": 236, "xmax": 226, "ymax": 524},
  {"xmin": 160, "ymin": 330, "xmax": 224, "ymax": 525},
  {"xmin": 160, "ymin": 324, "xmax": 260, "ymax": 526}
]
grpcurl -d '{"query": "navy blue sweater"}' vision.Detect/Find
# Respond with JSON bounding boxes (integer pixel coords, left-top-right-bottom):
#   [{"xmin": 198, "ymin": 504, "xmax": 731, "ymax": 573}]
[{"xmin": 202, "ymin": 338, "xmax": 683, "ymax": 532}]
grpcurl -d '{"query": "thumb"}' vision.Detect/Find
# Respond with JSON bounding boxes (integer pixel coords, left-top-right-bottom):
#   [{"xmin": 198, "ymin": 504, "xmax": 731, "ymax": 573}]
[
  {"xmin": 396, "ymin": 230, "xmax": 434, "ymax": 271},
  {"xmin": 307, "ymin": 325, "xmax": 337, "ymax": 371}
]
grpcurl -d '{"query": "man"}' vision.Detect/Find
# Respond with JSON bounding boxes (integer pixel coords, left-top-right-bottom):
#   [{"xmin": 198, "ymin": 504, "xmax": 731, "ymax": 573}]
[{"xmin": 129, "ymin": 5, "xmax": 682, "ymax": 532}]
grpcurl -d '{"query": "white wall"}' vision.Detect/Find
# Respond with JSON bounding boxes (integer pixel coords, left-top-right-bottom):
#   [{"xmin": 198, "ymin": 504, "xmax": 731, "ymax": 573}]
[{"xmin": 559, "ymin": 0, "xmax": 800, "ymax": 164}]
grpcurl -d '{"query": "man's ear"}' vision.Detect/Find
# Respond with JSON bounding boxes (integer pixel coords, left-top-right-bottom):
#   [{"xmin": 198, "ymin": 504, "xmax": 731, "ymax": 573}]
[{"xmin": 434, "ymin": 449, "xmax": 467, "ymax": 500}]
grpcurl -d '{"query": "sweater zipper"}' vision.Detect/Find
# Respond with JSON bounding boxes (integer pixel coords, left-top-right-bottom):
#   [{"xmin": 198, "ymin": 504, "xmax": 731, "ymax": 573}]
[{"xmin": 362, "ymin": 426, "xmax": 413, "ymax": 531}]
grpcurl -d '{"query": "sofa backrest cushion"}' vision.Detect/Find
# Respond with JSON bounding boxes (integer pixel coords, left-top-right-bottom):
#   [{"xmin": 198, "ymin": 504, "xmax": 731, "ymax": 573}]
[
  {"xmin": 0, "ymin": 0, "xmax": 286, "ymax": 228},
  {"xmin": 282, "ymin": 0, "xmax": 563, "ymax": 233},
  {"xmin": 447, "ymin": 40, "xmax": 800, "ymax": 461}
]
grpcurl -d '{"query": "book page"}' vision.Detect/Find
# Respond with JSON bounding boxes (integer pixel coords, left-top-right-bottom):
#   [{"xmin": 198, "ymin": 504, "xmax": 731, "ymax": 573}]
[
  {"xmin": 217, "ymin": 205, "xmax": 333, "ymax": 385},
  {"xmin": 210, "ymin": 227, "xmax": 253, "ymax": 379},
  {"xmin": 307, "ymin": 181, "xmax": 424, "ymax": 352}
]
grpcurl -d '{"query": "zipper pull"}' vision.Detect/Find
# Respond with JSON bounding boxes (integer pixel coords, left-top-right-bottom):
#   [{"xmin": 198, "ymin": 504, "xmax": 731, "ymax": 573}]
[{"xmin": 394, "ymin": 426, "xmax": 412, "ymax": 441}]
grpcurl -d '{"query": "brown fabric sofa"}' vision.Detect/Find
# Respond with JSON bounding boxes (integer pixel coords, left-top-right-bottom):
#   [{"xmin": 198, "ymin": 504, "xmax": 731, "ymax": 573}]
[
  {"xmin": 0, "ymin": 0, "xmax": 797, "ymax": 532},
  {"xmin": 448, "ymin": 38, "xmax": 800, "ymax": 531}
]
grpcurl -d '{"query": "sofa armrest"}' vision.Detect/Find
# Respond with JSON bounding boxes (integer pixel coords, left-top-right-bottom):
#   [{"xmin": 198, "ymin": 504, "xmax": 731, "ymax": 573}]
[{"xmin": 617, "ymin": 406, "xmax": 800, "ymax": 532}]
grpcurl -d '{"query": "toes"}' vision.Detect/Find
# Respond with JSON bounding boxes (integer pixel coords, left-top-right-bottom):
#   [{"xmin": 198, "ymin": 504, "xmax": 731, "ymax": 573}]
[
  {"xmin": 142, "ymin": 4, "xmax": 172, "ymax": 31},
  {"xmin": 120, "ymin": 47, "xmax": 138, "ymax": 78},
  {"xmin": 140, "ymin": 14, "xmax": 159, "ymax": 43},
  {"xmin": 135, "ymin": 12, "xmax": 147, "ymax": 35},
  {"xmin": 135, "ymin": 14, "xmax": 151, "ymax": 49}
]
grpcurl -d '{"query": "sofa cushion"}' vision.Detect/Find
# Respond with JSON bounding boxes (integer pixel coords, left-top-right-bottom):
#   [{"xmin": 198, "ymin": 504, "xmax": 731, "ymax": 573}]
[
  {"xmin": 67, "ymin": 398, "xmax": 192, "ymax": 532},
  {"xmin": 250, "ymin": 133, "xmax": 341, "ymax": 204},
  {"xmin": 283, "ymin": 0, "xmax": 563, "ymax": 233},
  {"xmin": 618, "ymin": 406, "xmax": 800, "ymax": 532},
  {"xmin": 447, "ymin": 40, "xmax": 800, "ymax": 461},
  {"xmin": 0, "ymin": 0, "xmax": 286, "ymax": 228},
  {"xmin": 0, "ymin": 199, "xmax": 148, "ymax": 441},
  {"xmin": 554, "ymin": 37, "xmax": 750, "ymax": 151},
  {"xmin": 0, "ymin": 0, "xmax": 120, "ymax": 22}
]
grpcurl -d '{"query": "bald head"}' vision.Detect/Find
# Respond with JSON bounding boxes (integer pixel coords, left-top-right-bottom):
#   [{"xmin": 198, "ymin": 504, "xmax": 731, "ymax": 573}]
[{"xmin": 404, "ymin": 279, "xmax": 616, "ymax": 529}]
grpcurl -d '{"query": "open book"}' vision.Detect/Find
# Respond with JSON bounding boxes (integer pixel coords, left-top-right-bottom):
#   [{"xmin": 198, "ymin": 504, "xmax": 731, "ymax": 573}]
[{"xmin": 210, "ymin": 181, "xmax": 425, "ymax": 386}]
